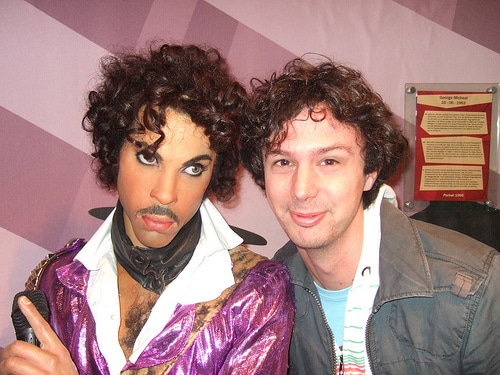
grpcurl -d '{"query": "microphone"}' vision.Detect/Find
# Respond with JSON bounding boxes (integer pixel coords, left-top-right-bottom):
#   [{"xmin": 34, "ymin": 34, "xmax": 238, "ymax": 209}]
[{"xmin": 11, "ymin": 290, "xmax": 49, "ymax": 346}]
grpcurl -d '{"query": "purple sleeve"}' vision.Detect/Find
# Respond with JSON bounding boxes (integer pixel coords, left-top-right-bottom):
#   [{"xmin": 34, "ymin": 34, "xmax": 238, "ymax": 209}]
[{"xmin": 222, "ymin": 260, "xmax": 295, "ymax": 374}]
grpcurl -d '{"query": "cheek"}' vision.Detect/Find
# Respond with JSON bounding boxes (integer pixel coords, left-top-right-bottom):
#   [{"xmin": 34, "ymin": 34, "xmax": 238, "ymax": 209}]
[
  {"xmin": 189, "ymin": 173, "xmax": 212, "ymax": 195},
  {"xmin": 185, "ymin": 186, "xmax": 207, "ymax": 203},
  {"xmin": 177, "ymin": 177, "xmax": 211, "ymax": 203},
  {"xmin": 265, "ymin": 176, "xmax": 287, "ymax": 205},
  {"xmin": 117, "ymin": 169, "xmax": 150, "ymax": 207},
  {"xmin": 117, "ymin": 170, "xmax": 134, "ymax": 194}
]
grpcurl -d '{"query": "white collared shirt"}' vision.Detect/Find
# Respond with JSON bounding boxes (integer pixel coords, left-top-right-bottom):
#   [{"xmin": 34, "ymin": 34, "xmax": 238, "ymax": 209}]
[{"xmin": 74, "ymin": 199, "xmax": 243, "ymax": 375}]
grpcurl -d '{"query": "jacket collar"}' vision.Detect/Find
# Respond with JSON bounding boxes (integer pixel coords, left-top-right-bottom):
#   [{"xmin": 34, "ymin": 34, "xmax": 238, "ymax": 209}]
[
  {"xmin": 375, "ymin": 200, "xmax": 433, "ymax": 308},
  {"xmin": 277, "ymin": 242, "xmax": 316, "ymax": 291},
  {"xmin": 275, "ymin": 197, "xmax": 434, "ymax": 305}
]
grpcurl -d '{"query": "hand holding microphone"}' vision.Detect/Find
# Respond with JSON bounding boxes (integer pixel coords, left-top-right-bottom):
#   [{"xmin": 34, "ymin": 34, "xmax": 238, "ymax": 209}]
[
  {"xmin": 0, "ymin": 290, "xmax": 78, "ymax": 375},
  {"xmin": 11, "ymin": 290, "xmax": 49, "ymax": 347}
]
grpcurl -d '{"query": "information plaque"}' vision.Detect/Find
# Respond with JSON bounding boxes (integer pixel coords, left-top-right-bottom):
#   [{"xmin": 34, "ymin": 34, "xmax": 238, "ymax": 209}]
[{"xmin": 403, "ymin": 83, "xmax": 499, "ymax": 212}]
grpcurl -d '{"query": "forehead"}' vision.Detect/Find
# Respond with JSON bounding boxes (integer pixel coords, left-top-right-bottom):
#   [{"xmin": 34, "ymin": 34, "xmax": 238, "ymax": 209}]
[
  {"xmin": 278, "ymin": 107, "xmax": 361, "ymax": 150},
  {"xmin": 135, "ymin": 108, "xmax": 210, "ymax": 147}
]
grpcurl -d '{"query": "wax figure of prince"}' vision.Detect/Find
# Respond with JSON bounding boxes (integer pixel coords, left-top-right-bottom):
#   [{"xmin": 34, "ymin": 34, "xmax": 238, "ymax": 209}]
[{"xmin": 0, "ymin": 44, "xmax": 294, "ymax": 375}]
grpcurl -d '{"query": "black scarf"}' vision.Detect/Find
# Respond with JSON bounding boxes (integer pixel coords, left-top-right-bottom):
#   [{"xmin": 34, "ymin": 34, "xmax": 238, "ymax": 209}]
[{"xmin": 111, "ymin": 201, "xmax": 201, "ymax": 294}]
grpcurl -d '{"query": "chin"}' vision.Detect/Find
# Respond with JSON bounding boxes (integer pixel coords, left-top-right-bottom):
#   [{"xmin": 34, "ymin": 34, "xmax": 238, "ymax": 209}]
[
  {"xmin": 136, "ymin": 234, "xmax": 173, "ymax": 249},
  {"xmin": 288, "ymin": 232, "xmax": 327, "ymax": 251}
]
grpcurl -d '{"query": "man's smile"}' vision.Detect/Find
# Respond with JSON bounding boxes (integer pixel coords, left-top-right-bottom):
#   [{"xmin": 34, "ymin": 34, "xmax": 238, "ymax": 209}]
[{"xmin": 290, "ymin": 211, "xmax": 326, "ymax": 227}]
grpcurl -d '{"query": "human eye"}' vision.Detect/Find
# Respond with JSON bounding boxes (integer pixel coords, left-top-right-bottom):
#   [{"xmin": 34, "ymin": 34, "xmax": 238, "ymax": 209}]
[
  {"xmin": 268, "ymin": 158, "xmax": 294, "ymax": 174},
  {"xmin": 136, "ymin": 152, "xmax": 158, "ymax": 166},
  {"xmin": 183, "ymin": 163, "xmax": 207, "ymax": 177},
  {"xmin": 322, "ymin": 158, "xmax": 338, "ymax": 166},
  {"xmin": 265, "ymin": 151, "xmax": 294, "ymax": 172},
  {"xmin": 275, "ymin": 159, "xmax": 292, "ymax": 167}
]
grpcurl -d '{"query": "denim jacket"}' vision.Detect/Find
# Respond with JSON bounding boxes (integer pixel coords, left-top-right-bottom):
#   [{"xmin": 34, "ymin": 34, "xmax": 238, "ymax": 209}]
[{"xmin": 275, "ymin": 200, "xmax": 500, "ymax": 374}]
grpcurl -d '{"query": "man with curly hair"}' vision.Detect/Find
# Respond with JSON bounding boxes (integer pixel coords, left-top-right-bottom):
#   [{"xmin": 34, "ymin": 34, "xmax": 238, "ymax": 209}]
[
  {"xmin": 240, "ymin": 58, "xmax": 500, "ymax": 374},
  {"xmin": 0, "ymin": 44, "xmax": 294, "ymax": 375}
]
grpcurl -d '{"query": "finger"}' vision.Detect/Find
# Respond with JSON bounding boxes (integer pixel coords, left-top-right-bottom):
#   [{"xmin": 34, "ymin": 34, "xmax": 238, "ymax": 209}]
[
  {"xmin": 1, "ymin": 335, "xmax": 78, "ymax": 375},
  {"xmin": 0, "ymin": 341, "xmax": 45, "ymax": 375},
  {"xmin": 3, "ymin": 299, "xmax": 78, "ymax": 375},
  {"xmin": 17, "ymin": 296, "xmax": 58, "ymax": 349}
]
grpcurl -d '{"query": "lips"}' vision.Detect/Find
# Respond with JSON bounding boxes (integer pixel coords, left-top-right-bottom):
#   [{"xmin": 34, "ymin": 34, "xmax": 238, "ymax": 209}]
[
  {"xmin": 290, "ymin": 211, "xmax": 325, "ymax": 227},
  {"xmin": 141, "ymin": 215, "xmax": 175, "ymax": 232}
]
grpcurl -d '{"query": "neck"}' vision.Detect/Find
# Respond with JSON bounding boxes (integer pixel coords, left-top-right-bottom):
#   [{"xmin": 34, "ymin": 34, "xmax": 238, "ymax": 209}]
[
  {"xmin": 302, "ymin": 243, "xmax": 362, "ymax": 290},
  {"xmin": 112, "ymin": 201, "xmax": 201, "ymax": 294},
  {"xmin": 299, "ymin": 212, "xmax": 365, "ymax": 291}
]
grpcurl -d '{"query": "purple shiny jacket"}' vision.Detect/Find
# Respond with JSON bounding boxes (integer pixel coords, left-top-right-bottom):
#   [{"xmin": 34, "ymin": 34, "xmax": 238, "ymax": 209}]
[{"xmin": 35, "ymin": 239, "xmax": 295, "ymax": 374}]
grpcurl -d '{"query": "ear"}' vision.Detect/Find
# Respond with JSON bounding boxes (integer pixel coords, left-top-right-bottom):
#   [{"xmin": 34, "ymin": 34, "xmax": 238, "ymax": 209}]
[{"xmin": 363, "ymin": 170, "xmax": 378, "ymax": 191}]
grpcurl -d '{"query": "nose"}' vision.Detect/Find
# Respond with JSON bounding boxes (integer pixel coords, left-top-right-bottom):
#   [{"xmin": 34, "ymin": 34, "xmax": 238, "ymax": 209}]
[
  {"xmin": 291, "ymin": 165, "xmax": 318, "ymax": 201},
  {"xmin": 150, "ymin": 171, "xmax": 178, "ymax": 205}
]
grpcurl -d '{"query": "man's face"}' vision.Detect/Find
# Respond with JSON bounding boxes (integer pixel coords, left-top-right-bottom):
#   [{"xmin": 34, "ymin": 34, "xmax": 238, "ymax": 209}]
[
  {"xmin": 263, "ymin": 107, "xmax": 377, "ymax": 253},
  {"xmin": 117, "ymin": 109, "xmax": 215, "ymax": 249}
]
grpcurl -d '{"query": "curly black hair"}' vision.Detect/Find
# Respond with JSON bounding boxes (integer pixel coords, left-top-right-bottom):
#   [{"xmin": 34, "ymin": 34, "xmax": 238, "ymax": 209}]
[
  {"xmin": 82, "ymin": 43, "xmax": 249, "ymax": 202},
  {"xmin": 240, "ymin": 57, "xmax": 408, "ymax": 208}
]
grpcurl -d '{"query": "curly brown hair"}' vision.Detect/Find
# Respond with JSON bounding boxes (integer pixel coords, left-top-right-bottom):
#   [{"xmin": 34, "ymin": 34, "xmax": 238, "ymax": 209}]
[
  {"xmin": 82, "ymin": 43, "xmax": 249, "ymax": 202},
  {"xmin": 240, "ymin": 57, "xmax": 408, "ymax": 208}
]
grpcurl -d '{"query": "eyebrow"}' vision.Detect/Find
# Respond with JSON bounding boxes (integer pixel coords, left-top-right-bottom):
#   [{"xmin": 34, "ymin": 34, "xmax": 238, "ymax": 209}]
[
  {"xmin": 267, "ymin": 145, "xmax": 353, "ymax": 158},
  {"xmin": 181, "ymin": 154, "xmax": 214, "ymax": 168},
  {"xmin": 137, "ymin": 142, "xmax": 214, "ymax": 165}
]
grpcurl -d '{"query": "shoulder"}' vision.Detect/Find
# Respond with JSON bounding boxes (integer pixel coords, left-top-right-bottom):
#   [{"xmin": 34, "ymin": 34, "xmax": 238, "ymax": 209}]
[
  {"xmin": 229, "ymin": 245, "xmax": 266, "ymax": 272},
  {"xmin": 229, "ymin": 245, "xmax": 292, "ymax": 301},
  {"xmin": 26, "ymin": 238, "xmax": 86, "ymax": 290},
  {"xmin": 380, "ymin": 202, "xmax": 499, "ymax": 298},
  {"xmin": 382, "ymin": 200, "xmax": 497, "ymax": 268},
  {"xmin": 272, "ymin": 240, "xmax": 297, "ymax": 262},
  {"xmin": 413, "ymin": 219, "xmax": 500, "ymax": 300},
  {"xmin": 230, "ymin": 245, "xmax": 290, "ymax": 282},
  {"xmin": 411, "ymin": 217, "xmax": 498, "ymax": 271}
]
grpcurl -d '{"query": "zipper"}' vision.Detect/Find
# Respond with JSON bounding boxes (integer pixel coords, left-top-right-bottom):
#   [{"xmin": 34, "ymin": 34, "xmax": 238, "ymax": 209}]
[
  {"xmin": 365, "ymin": 312, "xmax": 374, "ymax": 374},
  {"xmin": 365, "ymin": 303, "xmax": 382, "ymax": 375},
  {"xmin": 304, "ymin": 286, "xmax": 339, "ymax": 375}
]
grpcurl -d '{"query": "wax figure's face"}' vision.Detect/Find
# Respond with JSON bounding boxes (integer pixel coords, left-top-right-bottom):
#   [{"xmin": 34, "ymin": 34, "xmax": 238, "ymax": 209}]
[
  {"xmin": 117, "ymin": 109, "xmax": 215, "ymax": 249},
  {"xmin": 263, "ymin": 107, "xmax": 377, "ymax": 253}
]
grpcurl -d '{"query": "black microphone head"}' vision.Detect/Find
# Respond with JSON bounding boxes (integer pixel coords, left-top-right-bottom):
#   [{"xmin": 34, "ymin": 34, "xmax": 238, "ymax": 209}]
[{"xmin": 11, "ymin": 290, "xmax": 49, "ymax": 339}]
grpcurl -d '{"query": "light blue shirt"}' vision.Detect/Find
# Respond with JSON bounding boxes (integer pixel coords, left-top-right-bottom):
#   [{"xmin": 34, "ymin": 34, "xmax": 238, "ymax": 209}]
[{"xmin": 315, "ymin": 282, "xmax": 351, "ymax": 346}]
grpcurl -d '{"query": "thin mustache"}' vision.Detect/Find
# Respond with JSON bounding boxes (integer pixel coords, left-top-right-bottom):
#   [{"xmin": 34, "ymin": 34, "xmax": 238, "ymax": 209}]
[{"xmin": 137, "ymin": 205, "xmax": 179, "ymax": 224}]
